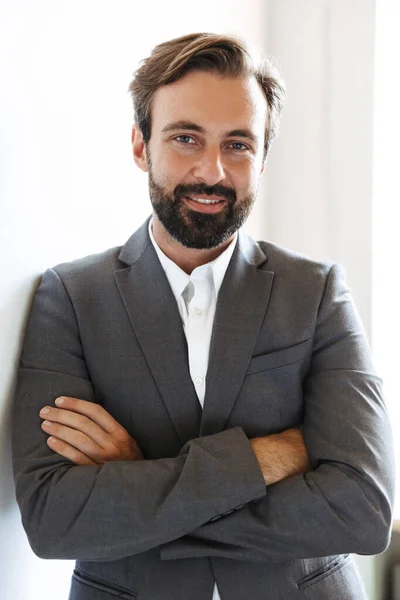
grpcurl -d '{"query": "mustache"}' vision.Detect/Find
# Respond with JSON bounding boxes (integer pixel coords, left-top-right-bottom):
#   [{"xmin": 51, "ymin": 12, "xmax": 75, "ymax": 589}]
[{"xmin": 174, "ymin": 183, "xmax": 236, "ymax": 203}]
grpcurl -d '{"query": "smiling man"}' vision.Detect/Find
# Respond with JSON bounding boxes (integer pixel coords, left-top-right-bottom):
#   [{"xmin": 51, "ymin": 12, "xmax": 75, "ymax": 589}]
[
  {"xmin": 142, "ymin": 70, "xmax": 267, "ymax": 266},
  {"xmin": 11, "ymin": 33, "xmax": 395, "ymax": 600}
]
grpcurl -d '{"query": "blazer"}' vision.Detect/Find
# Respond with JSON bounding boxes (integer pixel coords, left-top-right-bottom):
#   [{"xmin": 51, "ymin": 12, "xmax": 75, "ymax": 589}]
[{"xmin": 11, "ymin": 216, "xmax": 395, "ymax": 600}]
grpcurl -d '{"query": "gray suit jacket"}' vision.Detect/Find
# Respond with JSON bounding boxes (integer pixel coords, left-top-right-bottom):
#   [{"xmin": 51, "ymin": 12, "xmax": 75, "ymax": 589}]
[{"xmin": 11, "ymin": 217, "xmax": 395, "ymax": 600}]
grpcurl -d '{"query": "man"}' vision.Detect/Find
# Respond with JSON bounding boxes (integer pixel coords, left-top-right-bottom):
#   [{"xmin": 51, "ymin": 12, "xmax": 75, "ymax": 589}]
[{"xmin": 11, "ymin": 32, "xmax": 395, "ymax": 600}]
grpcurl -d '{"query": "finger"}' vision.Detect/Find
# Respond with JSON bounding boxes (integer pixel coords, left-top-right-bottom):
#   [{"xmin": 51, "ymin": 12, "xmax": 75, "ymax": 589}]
[
  {"xmin": 42, "ymin": 420, "xmax": 105, "ymax": 463},
  {"xmin": 40, "ymin": 406, "xmax": 112, "ymax": 449},
  {"xmin": 46, "ymin": 436, "xmax": 97, "ymax": 465},
  {"xmin": 52, "ymin": 397, "xmax": 124, "ymax": 435}
]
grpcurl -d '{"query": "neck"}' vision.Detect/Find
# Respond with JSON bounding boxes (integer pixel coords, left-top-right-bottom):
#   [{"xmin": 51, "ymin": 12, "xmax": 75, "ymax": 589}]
[{"xmin": 151, "ymin": 214, "xmax": 234, "ymax": 275}]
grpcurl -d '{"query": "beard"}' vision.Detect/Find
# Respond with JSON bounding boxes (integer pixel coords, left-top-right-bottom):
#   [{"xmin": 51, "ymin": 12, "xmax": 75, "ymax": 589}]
[{"xmin": 147, "ymin": 157, "xmax": 256, "ymax": 250}]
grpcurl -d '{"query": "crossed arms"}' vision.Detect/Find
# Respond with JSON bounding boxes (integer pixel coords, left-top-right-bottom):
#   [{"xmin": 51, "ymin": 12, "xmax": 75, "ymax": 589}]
[
  {"xmin": 11, "ymin": 265, "xmax": 395, "ymax": 563},
  {"xmin": 37, "ymin": 396, "xmax": 310, "ymax": 485}
]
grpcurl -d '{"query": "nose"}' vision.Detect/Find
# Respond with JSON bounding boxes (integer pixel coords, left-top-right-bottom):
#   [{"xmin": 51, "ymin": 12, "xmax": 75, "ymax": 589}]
[{"xmin": 191, "ymin": 145, "xmax": 226, "ymax": 185}]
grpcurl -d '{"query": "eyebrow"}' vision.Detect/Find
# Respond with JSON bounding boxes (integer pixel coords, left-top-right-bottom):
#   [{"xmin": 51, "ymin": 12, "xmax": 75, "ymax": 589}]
[{"xmin": 161, "ymin": 121, "xmax": 258, "ymax": 143}]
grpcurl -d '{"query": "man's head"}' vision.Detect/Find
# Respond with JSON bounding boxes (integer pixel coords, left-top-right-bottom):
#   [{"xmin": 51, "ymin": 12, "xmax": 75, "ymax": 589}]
[{"xmin": 128, "ymin": 33, "xmax": 285, "ymax": 250}]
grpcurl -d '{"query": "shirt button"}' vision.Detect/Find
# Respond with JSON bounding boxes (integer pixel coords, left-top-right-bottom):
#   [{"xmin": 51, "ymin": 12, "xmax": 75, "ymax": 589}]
[
  {"xmin": 194, "ymin": 307, "xmax": 203, "ymax": 316},
  {"xmin": 194, "ymin": 377, "xmax": 204, "ymax": 386}
]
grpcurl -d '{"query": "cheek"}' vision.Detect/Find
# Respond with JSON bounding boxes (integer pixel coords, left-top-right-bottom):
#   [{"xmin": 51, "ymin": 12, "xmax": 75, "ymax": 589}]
[
  {"xmin": 155, "ymin": 149, "xmax": 194, "ymax": 182},
  {"xmin": 233, "ymin": 165, "xmax": 261, "ymax": 196}
]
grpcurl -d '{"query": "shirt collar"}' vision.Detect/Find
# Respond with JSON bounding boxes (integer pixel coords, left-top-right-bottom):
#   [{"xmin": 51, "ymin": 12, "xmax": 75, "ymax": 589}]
[{"xmin": 148, "ymin": 218, "xmax": 237, "ymax": 300}]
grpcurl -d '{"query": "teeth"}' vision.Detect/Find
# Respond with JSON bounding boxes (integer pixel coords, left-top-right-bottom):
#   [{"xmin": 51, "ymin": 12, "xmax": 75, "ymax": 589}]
[{"xmin": 189, "ymin": 197, "xmax": 222, "ymax": 204}]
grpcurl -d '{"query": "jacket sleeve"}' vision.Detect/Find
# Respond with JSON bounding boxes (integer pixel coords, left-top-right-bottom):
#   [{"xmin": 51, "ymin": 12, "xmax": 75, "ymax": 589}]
[
  {"xmin": 159, "ymin": 263, "xmax": 396, "ymax": 563},
  {"xmin": 11, "ymin": 267, "xmax": 267, "ymax": 561}
]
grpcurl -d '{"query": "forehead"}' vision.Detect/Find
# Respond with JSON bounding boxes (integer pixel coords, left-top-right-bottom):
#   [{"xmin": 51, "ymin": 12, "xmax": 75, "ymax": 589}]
[{"xmin": 150, "ymin": 71, "xmax": 268, "ymax": 136}]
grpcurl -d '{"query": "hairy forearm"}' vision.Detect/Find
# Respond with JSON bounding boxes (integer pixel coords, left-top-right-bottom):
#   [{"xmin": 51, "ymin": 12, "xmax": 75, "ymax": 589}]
[{"xmin": 250, "ymin": 428, "xmax": 311, "ymax": 485}]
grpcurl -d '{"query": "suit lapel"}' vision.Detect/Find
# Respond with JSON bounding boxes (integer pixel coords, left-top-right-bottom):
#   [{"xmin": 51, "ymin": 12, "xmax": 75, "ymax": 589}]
[
  {"xmin": 114, "ymin": 219, "xmax": 202, "ymax": 446},
  {"xmin": 199, "ymin": 231, "xmax": 274, "ymax": 436},
  {"xmin": 114, "ymin": 219, "xmax": 274, "ymax": 445}
]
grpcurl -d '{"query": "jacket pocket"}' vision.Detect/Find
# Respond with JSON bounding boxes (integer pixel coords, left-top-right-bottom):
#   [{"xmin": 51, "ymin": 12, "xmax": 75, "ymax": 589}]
[
  {"xmin": 297, "ymin": 554, "xmax": 351, "ymax": 590},
  {"xmin": 70, "ymin": 569, "xmax": 137, "ymax": 599},
  {"xmin": 247, "ymin": 338, "xmax": 312, "ymax": 374}
]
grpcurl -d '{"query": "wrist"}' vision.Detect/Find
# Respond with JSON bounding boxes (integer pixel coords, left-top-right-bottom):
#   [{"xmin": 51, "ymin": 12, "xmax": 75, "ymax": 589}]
[{"xmin": 250, "ymin": 436, "xmax": 281, "ymax": 485}]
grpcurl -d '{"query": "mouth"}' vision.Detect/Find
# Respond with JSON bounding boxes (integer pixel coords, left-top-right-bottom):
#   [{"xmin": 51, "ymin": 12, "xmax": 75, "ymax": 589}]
[{"xmin": 184, "ymin": 195, "xmax": 227, "ymax": 214}]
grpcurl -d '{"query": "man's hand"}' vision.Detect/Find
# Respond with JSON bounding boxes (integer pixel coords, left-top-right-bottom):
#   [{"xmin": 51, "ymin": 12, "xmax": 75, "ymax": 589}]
[
  {"xmin": 39, "ymin": 396, "xmax": 144, "ymax": 465},
  {"xmin": 250, "ymin": 428, "xmax": 311, "ymax": 485}
]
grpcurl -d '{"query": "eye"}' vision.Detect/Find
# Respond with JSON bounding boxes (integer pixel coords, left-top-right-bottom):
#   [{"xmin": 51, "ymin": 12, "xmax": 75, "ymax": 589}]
[
  {"xmin": 228, "ymin": 142, "xmax": 249, "ymax": 151},
  {"xmin": 174, "ymin": 135, "xmax": 196, "ymax": 145}
]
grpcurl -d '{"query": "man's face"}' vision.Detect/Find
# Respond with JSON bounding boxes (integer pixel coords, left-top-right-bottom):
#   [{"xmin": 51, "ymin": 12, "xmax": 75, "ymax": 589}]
[{"xmin": 135, "ymin": 70, "xmax": 268, "ymax": 249}]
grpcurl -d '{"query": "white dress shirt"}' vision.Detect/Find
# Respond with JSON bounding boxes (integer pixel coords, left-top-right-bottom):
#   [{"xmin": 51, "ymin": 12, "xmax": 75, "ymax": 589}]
[{"xmin": 148, "ymin": 218, "xmax": 238, "ymax": 600}]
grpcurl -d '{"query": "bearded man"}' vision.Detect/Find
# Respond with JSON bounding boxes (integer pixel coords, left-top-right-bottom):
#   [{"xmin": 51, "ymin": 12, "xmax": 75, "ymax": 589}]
[{"xmin": 11, "ymin": 32, "xmax": 395, "ymax": 600}]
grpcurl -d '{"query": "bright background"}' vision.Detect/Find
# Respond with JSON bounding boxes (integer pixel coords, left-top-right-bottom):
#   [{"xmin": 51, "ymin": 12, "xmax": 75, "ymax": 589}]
[{"xmin": 0, "ymin": 1, "xmax": 398, "ymax": 599}]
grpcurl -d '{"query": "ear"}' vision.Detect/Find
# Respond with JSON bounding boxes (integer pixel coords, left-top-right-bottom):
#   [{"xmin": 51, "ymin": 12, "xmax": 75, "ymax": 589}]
[{"xmin": 131, "ymin": 125, "xmax": 148, "ymax": 172}]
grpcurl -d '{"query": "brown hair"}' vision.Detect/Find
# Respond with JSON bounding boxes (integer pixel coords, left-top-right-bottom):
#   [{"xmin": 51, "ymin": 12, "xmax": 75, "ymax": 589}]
[{"xmin": 128, "ymin": 32, "xmax": 285, "ymax": 159}]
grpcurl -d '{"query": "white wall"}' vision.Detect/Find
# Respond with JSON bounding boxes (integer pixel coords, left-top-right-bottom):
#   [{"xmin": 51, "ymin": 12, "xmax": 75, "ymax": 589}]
[
  {"xmin": 372, "ymin": 0, "xmax": 400, "ymax": 518},
  {"xmin": 263, "ymin": 0, "xmax": 375, "ymax": 337},
  {"xmin": 372, "ymin": 3, "xmax": 400, "ymax": 596},
  {"xmin": 0, "ymin": 1, "xmax": 267, "ymax": 599}
]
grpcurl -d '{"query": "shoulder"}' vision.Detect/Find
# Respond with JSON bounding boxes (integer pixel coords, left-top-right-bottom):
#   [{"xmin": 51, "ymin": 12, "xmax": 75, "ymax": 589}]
[
  {"xmin": 49, "ymin": 219, "xmax": 151, "ymax": 285},
  {"xmin": 51, "ymin": 245, "xmax": 124, "ymax": 280},
  {"xmin": 38, "ymin": 246, "xmax": 127, "ymax": 302},
  {"xmin": 250, "ymin": 238, "xmax": 349, "ymax": 303},
  {"xmin": 257, "ymin": 238, "xmax": 339, "ymax": 281}
]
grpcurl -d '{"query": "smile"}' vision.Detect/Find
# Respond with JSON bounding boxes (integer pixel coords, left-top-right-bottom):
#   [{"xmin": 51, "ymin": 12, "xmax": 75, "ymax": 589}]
[
  {"xmin": 187, "ymin": 196, "xmax": 225, "ymax": 204},
  {"xmin": 184, "ymin": 196, "xmax": 227, "ymax": 213}
]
